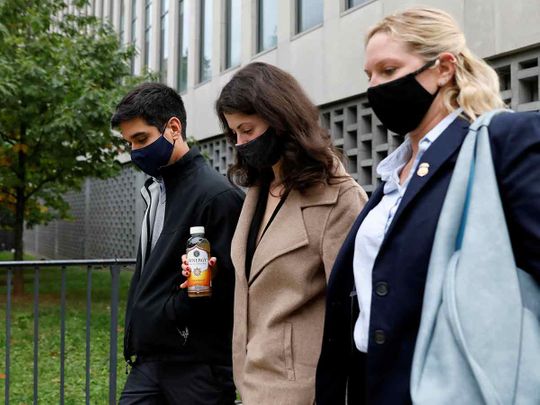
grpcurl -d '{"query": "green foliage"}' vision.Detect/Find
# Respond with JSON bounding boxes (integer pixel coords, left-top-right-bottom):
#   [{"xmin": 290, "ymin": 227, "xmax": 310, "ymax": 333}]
[{"xmin": 0, "ymin": 0, "xmax": 146, "ymax": 229}]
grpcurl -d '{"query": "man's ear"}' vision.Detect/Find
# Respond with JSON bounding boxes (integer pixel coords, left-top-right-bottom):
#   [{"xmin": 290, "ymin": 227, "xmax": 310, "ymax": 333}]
[{"xmin": 168, "ymin": 117, "xmax": 183, "ymax": 141}]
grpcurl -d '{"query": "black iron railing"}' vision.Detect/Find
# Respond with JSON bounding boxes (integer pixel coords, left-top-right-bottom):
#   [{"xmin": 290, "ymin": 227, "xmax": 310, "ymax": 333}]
[{"xmin": 0, "ymin": 259, "xmax": 136, "ymax": 405}]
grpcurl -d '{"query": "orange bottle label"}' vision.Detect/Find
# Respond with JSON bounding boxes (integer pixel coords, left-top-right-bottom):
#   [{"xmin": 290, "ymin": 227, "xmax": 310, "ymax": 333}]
[{"xmin": 186, "ymin": 247, "xmax": 211, "ymax": 290}]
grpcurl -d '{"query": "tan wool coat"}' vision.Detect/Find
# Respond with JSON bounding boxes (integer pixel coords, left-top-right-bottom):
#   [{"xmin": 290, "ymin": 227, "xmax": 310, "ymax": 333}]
[{"xmin": 231, "ymin": 174, "xmax": 367, "ymax": 405}]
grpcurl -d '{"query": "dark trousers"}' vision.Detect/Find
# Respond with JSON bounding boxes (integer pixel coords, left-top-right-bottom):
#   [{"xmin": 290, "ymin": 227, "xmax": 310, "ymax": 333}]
[{"xmin": 119, "ymin": 358, "xmax": 236, "ymax": 405}]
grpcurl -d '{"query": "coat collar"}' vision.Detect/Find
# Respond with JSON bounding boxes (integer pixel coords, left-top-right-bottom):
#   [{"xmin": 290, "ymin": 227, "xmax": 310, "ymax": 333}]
[
  {"xmin": 231, "ymin": 182, "xmax": 342, "ymax": 286},
  {"xmin": 160, "ymin": 147, "xmax": 205, "ymax": 188}
]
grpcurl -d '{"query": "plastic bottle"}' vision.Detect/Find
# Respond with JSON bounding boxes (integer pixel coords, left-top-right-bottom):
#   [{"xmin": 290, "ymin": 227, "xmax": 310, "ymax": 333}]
[{"xmin": 186, "ymin": 226, "xmax": 212, "ymax": 297}]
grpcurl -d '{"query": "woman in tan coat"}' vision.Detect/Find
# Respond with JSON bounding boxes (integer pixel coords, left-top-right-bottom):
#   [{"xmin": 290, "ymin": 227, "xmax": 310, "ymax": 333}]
[{"xmin": 186, "ymin": 62, "xmax": 367, "ymax": 404}]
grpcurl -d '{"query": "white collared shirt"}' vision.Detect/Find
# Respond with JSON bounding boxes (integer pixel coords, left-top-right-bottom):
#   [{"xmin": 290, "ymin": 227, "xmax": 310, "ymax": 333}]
[{"xmin": 352, "ymin": 108, "xmax": 462, "ymax": 353}]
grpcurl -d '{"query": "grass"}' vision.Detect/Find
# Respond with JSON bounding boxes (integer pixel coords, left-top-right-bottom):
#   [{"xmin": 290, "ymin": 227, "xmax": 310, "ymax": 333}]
[{"xmin": 0, "ymin": 251, "xmax": 133, "ymax": 404}]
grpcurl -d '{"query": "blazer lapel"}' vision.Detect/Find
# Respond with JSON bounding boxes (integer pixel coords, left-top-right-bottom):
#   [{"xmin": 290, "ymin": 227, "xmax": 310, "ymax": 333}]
[
  {"xmin": 382, "ymin": 117, "xmax": 470, "ymax": 240},
  {"xmin": 248, "ymin": 189, "xmax": 309, "ymax": 285}
]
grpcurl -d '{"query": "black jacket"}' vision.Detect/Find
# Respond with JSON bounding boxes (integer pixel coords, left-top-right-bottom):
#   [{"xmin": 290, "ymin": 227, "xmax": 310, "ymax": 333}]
[{"xmin": 124, "ymin": 148, "xmax": 244, "ymax": 366}]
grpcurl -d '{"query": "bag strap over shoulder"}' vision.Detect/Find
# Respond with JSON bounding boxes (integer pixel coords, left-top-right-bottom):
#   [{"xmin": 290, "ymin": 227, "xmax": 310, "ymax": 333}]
[{"xmin": 455, "ymin": 109, "xmax": 511, "ymax": 249}]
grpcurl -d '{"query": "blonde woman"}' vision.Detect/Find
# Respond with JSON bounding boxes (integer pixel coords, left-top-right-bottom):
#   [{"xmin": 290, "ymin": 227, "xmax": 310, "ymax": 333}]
[{"xmin": 316, "ymin": 7, "xmax": 540, "ymax": 404}]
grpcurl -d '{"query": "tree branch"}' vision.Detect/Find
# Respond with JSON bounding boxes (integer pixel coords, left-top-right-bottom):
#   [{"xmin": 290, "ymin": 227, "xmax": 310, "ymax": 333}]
[
  {"xmin": 0, "ymin": 131, "xmax": 16, "ymax": 145},
  {"xmin": 0, "ymin": 187, "xmax": 17, "ymax": 199},
  {"xmin": 24, "ymin": 173, "xmax": 63, "ymax": 200}
]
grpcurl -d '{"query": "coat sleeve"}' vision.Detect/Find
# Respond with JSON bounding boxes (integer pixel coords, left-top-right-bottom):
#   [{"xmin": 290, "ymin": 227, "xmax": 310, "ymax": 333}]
[
  {"xmin": 320, "ymin": 183, "xmax": 368, "ymax": 281},
  {"xmin": 490, "ymin": 112, "xmax": 540, "ymax": 282},
  {"xmin": 164, "ymin": 187, "xmax": 245, "ymax": 325}
]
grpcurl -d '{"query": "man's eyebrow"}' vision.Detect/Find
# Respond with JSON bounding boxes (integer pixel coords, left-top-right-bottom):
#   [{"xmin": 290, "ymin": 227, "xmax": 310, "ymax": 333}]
[{"xmin": 128, "ymin": 131, "xmax": 148, "ymax": 140}]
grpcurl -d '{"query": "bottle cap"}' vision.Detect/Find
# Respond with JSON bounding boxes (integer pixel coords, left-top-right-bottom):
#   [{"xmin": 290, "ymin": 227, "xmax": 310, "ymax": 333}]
[{"xmin": 190, "ymin": 226, "xmax": 205, "ymax": 235}]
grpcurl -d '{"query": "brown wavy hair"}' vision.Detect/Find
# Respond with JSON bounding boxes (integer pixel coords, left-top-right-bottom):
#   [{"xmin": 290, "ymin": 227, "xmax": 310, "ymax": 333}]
[{"xmin": 215, "ymin": 62, "xmax": 343, "ymax": 194}]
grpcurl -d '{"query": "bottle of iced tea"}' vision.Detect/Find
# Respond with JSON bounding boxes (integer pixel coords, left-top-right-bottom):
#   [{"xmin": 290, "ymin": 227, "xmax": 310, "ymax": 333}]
[{"xmin": 186, "ymin": 226, "xmax": 212, "ymax": 297}]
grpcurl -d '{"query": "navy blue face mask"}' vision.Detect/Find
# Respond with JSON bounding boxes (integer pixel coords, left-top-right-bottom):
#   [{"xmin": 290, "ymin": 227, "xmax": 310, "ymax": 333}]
[{"xmin": 131, "ymin": 129, "xmax": 175, "ymax": 178}]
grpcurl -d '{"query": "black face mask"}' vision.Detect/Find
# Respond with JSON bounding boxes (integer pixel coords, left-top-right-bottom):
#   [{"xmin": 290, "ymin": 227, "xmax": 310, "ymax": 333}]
[
  {"xmin": 235, "ymin": 127, "xmax": 282, "ymax": 170},
  {"xmin": 367, "ymin": 60, "xmax": 439, "ymax": 135}
]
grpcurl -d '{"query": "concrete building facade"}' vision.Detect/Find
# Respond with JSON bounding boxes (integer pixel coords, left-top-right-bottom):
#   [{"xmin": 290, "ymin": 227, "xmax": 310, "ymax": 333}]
[{"xmin": 25, "ymin": 0, "xmax": 540, "ymax": 258}]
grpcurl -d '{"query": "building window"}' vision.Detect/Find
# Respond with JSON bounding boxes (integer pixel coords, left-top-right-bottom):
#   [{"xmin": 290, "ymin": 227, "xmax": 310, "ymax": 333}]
[
  {"xmin": 257, "ymin": 0, "xmax": 277, "ymax": 53},
  {"xmin": 131, "ymin": 0, "xmax": 138, "ymax": 74},
  {"xmin": 109, "ymin": 0, "xmax": 114, "ymax": 22},
  {"xmin": 177, "ymin": 0, "xmax": 188, "ymax": 92},
  {"xmin": 160, "ymin": 0, "xmax": 169, "ymax": 82},
  {"xmin": 144, "ymin": 0, "xmax": 153, "ymax": 68},
  {"xmin": 224, "ymin": 0, "xmax": 241, "ymax": 70},
  {"xmin": 296, "ymin": 0, "xmax": 323, "ymax": 34},
  {"xmin": 345, "ymin": 0, "xmax": 370, "ymax": 10},
  {"xmin": 119, "ymin": 0, "xmax": 126, "ymax": 45},
  {"xmin": 198, "ymin": 0, "xmax": 213, "ymax": 83}
]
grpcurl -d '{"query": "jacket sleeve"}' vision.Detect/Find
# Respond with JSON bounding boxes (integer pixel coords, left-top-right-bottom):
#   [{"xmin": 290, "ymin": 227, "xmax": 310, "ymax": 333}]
[
  {"xmin": 490, "ymin": 112, "xmax": 540, "ymax": 282},
  {"xmin": 321, "ymin": 183, "xmax": 368, "ymax": 281},
  {"xmin": 165, "ymin": 187, "xmax": 245, "ymax": 325}
]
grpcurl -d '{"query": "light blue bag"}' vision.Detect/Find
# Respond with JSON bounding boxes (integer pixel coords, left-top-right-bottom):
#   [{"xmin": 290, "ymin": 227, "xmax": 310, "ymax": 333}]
[{"xmin": 410, "ymin": 110, "xmax": 540, "ymax": 404}]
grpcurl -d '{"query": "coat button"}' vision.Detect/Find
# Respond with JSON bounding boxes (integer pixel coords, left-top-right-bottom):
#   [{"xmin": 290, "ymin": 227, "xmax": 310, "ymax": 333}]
[
  {"xmin": 375, "ymin": 282, "xmax": 389, "ymax": 296},
  {"xmin": 374, "ymin": 330, "xmax": 386, "ymax": 345}
]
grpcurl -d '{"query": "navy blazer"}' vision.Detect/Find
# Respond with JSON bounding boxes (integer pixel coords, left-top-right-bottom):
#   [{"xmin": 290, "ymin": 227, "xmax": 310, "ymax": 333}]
[{"xmin": 316, "ymin": 112, "xmax": 540, "ymax": 405}]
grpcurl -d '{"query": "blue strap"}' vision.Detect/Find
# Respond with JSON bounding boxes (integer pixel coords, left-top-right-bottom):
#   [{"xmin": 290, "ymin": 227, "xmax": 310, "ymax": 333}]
[
  {"xmin": 456, "ymin": 138, "xmax": 477, "ymax": 250},
  {"xmin": 455, "ymin": 109, "xmax": 510, "ymax": 250}
]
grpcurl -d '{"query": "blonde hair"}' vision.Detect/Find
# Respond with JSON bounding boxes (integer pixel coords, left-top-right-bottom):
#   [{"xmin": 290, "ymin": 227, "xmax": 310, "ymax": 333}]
[{"xmin": 366, "ymin": 7, "xmax": 505, "ymax": 121}]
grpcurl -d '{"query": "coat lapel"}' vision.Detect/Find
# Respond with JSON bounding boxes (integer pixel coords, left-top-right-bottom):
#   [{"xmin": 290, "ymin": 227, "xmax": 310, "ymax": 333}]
[
  {"xmin": 248, "ymin": 184, "xmax": 343, "ymax": 285},
  {"xmin": 248, "ymin": 189, "xmax": 309, "ymax": 285},
  {"xmin": 231, "ymin": 186, "xmax": 260, "ymax": 281},
  {"xmin": 382, "ymin": 117, "xmax": 470, "ymax": 241}
]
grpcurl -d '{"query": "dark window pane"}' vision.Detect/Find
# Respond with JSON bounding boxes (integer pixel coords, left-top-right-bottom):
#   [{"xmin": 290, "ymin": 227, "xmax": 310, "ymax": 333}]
[
  {"xmin": 346, "ymin": 0, "xmax": 369, "ymax": 10},
  {"xmin": 131, "ymin": 0, "xmax": 138, "ymax": 74},
  {"xmin": 160, "ymin": 0, "xmax": 169, "ymax": 82},
  {"xmin": 178, "ymin": 0, "xmax": 188, "ymax": 92},
  {"xmin": 144, "ymin": 0, "xmax": 152, "ymax": 67},
  {"xmin": 297, "ymin": 0, "xmax": 323, "ymax": 33},
  {"xmin": 120, "ymin": 0, "xmax": 126, "ymax": 44},
  {"xmin": 225, "ymin": 0, "xmax": 241, "ymax": 69},
  {"xmin": 257, "ymin": 0, "xmax": 277, "ymax": 53},
  {"xmin": 199, "ymin": 0, "xmax": 213, "ymax": 82}
]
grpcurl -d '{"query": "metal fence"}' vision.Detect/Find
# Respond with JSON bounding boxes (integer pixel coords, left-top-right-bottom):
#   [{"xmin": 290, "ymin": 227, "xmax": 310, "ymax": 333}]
[{"xmin": 0, "ymin": 259, "xmax": 135, "ymax": 405}]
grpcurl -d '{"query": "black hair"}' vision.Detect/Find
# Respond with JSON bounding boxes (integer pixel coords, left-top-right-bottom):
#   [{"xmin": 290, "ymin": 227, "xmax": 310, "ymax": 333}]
[{"xmin": 111, "ymin": 82, "xmax": 187, "ymax": 140}]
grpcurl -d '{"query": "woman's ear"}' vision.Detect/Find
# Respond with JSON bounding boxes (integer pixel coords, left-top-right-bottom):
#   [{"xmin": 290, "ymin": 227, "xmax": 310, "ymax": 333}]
[{"xmin": 437, "ymin": 52, "xmax": 457, "ymax": 87}]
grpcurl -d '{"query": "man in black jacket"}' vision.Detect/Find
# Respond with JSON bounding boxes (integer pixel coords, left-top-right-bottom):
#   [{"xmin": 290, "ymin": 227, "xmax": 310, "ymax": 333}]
[{"xmin": 111, "ymin": 83, "xmax": 244, "ymax": 404}]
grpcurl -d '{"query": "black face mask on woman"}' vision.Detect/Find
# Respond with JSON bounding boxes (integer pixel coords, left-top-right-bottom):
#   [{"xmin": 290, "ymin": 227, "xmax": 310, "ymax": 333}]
[
  {"xmin": 367, "ymin": 60, "xmax": 439, "ymax": 135},
  {"xmin": 235, "ymin": 127, "xmax": 282, "ymax": 170}
]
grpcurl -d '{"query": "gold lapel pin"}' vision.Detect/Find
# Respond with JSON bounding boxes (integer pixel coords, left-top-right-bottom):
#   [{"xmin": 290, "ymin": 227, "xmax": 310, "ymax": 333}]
[{"xmin": 417, "ymin": 162, "xmax": 430, "ymax": 177}]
